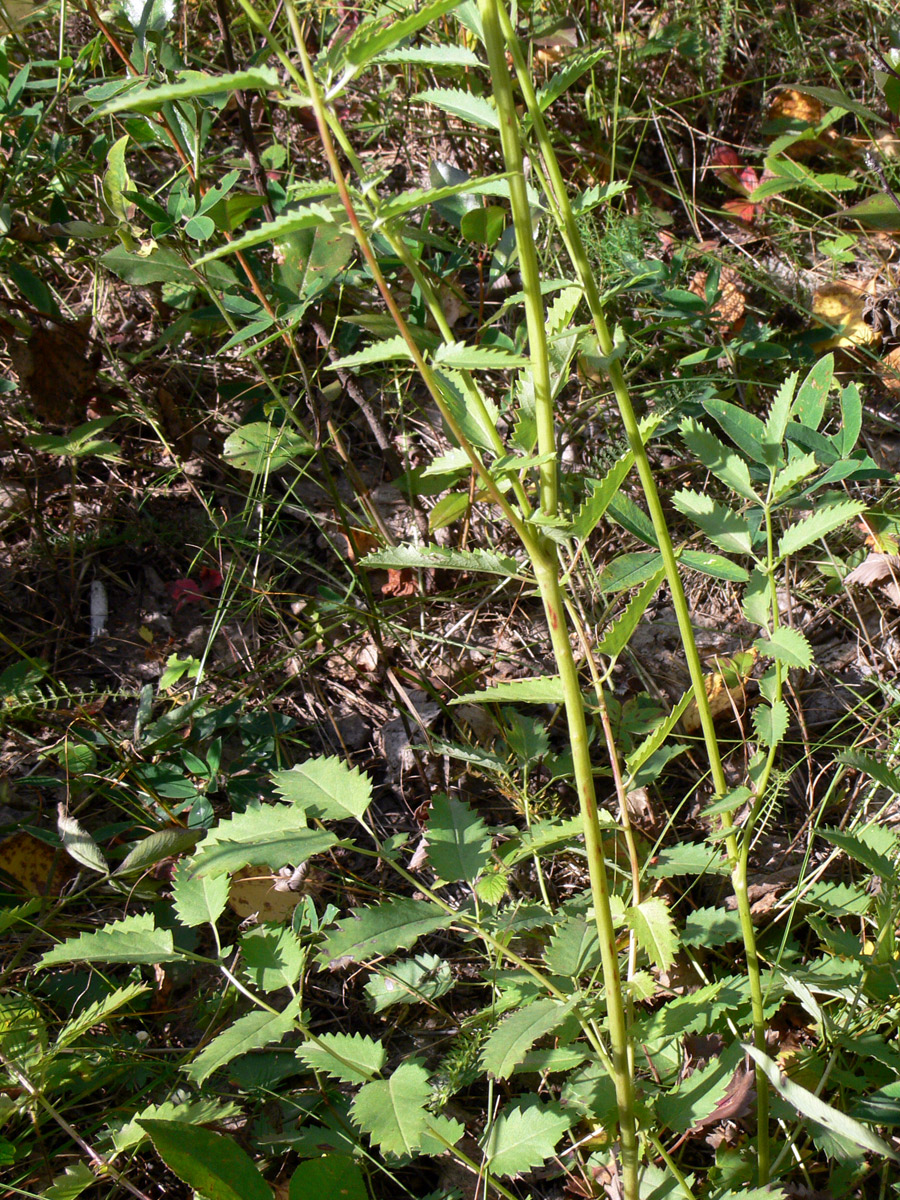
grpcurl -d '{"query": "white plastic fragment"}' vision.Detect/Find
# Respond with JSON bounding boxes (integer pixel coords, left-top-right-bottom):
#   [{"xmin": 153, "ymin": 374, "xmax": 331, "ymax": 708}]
[{"xmin": 90, "ymin": 580, "xmax": 108, "ymax": 643}]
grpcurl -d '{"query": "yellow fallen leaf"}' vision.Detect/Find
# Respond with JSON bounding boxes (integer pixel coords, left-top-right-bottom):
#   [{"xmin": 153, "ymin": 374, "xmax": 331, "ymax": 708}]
[
  {"xmin": 228, "ymin": 864, "xmax": 305, "ymax": 922},
  {"xmin": 681, "ymin": 649, "xmax": 758, "ymax": 733},
  {"xmin": 0, "ymin": 831, "xmax": 74, "ymax": 895},
  {"xmin": 811, "ymin": 283, "xmax": 880, "ymax": 351}
]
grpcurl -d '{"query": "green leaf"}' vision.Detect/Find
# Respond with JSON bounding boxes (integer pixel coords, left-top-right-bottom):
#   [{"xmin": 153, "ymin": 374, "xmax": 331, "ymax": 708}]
[
  {"xmin": 596, "ymin": 568, "xmax": 666, "ymax": 659},
  {"xmin": 741, "ymin": 565, "xmax": 770, "ymax": 628},
  {"xmin": 752, "ymin": 700, "xmax": 790, "ymax": 749},
  {"xmin": 745, "ymin": 1045, "xmax": 900, "ymax": 1160},
  {"xmin": 819, "ymin": 826, "xmax": 897, "ymax": 880},
  {"xmin": 364, "ymin": 953, "xmax": 453, "ymax": 1012},
  {"xmin": 702, "ymin": 399, "xmax": 768, "ymax": 464},
  {"xmin": 297, "ymin": 1031, "xmax": 386, "ymax": 1084},
  {"xmin": 352, "ymin": 1060, "xmax": 431, "ymax": 1157},
  {"xmin": 543, "ymin": 917, "xmax": 602, "ymax": 977},
  {"xmin": 536, "ymin": 46, "xmax": 609, "ymax": 111},
  {"xmin": 289, "ymin": 1156, "xmax": 368, "ymax": 1200},
  {"xmin": 763, "ymin": 372, "xmax": 797, "ymax": 453},
  {"xmin": 56, "ymin": 810, "xmax": 108, "ymax": 874},
  {"xmin": 101, "ymin": 244, "xmax": 238, "ymax": 290},
  {"xmin": 241, "ymin": 924, "xmax": 306, "ymax": 992},
  {"xmin": 681, "ymin": 418, "xmax": 760, "ymax": 502},
  {"xmin": 625, "ymin": 690, "xmax": 695, "ymax": 779},
  {"xmin": 835, "ymin": 382, "xmax": 862, "ymax": 456},
  {"xmin": 96, "ymin": 68, "xmax": 280, "ymax": 116},
  {"xmin": 449, "ymin": 676, "xmax": 564, "ymax": 705},
  {"xmin": 645, "ymin": 842, "xmax": 728, "ymax": 878},
  {"xmin": 481, "ymin": 1097, "xmax": 572, "ymax": 1177},
  {"xmin": 374, "ymin": 45, "xmax": 481, "ymax": 67},
  {"xmin": 777, "ymin": 500, "xmax": 866, "ymax": 559},
  {"xmin": 271, "ymin": 756, "xmax": 372, "ymax": 821},
  {"xmin": 838, "ymin": 192, "xmax": 900, "ymax": 232},
  {"xmin": 672, "ymin": 490, "xmax": 753, "ymax": 555},
  {"xmin": 417, "ymin": 86, "xmax": 500, "ymax": 129},
  {"xmin": 221, "ymin": 422, "xmax": 313, "ymax": 473},
  {"xmin": 185, "ymin": 1002, "xmax": 299, "ymax": 1085},
  {"xmin": 625, "ymin": 896, "xmax": 678, "ymax": 969},
  {"xmin": 190, "ymin": 806, "xmax": 336, "ymax": 877},
  {"xmin": 194, "ymin": 203, "xmax": 340, "ymax": 265},
  {"xmin": 597, "ymin": 551, "xmax": 664, "ymax": 593},
  {"xmin": 172, "ymin": 861, "xmax": 228, "ymax": 928},
  {"xmin": 318, "ymin": 898, "xmax": 454, "ymax": 967},
  {"xmin": 103, "ymin": 134, "xmax": 133, "ymax": 223},
  {"xmin": 426, "ymin": 792, "xmax": 491, "ymax": 884},
  {"xmin": 376, "ymin": 172, "xmax": 509, "ymax": 220},
  {"xmin": 54, "ymin": 983, "xmax": 149, "ymax": 1049},
  {"xmin": 38, "ymin": 913, "xmax": 180, "ymax": 969},
  {"xmin": 138, "ymin": 1119, "xmax": 273, "ymax": 1200},
  {"xmin": 570, "ymin": 454, "xmax": 634, "ymax": 541},
  {"xmin": 837, "ymin": 750, "xmax": 900, "ymax": 797},
  {"xmin": 754, "ymin": 625, "xmax": 813, "ymax": 669},
  {"xmin": 792, "ymin": 355, "xmax": 833, "ymax": 430},
  {"xmin": 481, "ymin": 998, "xmax": 577, "ymax": 1080},
  {"xmin": 798, "ymin": 85, "xmax": 886, "ymax": 124},
  {"xmin": 42, "ymin": 1163, "xmax": 96, "ymax": 1200},
  {"xmin": 433, "ymin": 341, "xmax": 529, "ymax": 369},
  {"xmin": 657, "ymin": 1041, "xmax": 745, "ymax": 1134},
  {"xmin": 681, "ymin": 906, "xmax": 744, "ymax": 948},
  {"xmin": 340, "ymin": 0, "xmax": 462, "ymax": 69},
  {"xmin": 115, "ymin": 828, "xmax": 202, "ymax": 875},
  {"xmin": 328, "ymin": 334, "xmax": 415, "ymax": 369},
  {"xmin": 110, "ymin": 1098, "xmax": 242, "ymax": 1154},
  {"xmin": 362, "ymin": 543, "xmax": 522, "ymax": 578},
  {"xmin": 772, "ymin": 451, "xmax": 819, "ymax": 501}
]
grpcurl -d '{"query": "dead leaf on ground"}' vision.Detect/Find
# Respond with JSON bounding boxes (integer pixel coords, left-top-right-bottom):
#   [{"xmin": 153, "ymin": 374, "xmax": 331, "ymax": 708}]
[
  {"xmin": 681, "ymin": 649, "xmax": 757, "ymax": 733},
  {"xmin": 688, "ymin": 268, "xmax": 746, "ymax": 336},
  {"xmin": 3, "ymin": 313, "xmax": 102, "ymax": 424},
  {"xmin": 877, "ymin": 345, "xmax": 900, "ymax": 391},
  {"xmin": 811, "ymin": 282, "xmax": 880, "ymax": 351},
  {"xmin": 766, "ymin": 89, "xmax": 833, "ymax": 158},
  {"xmin": 228, "ymin": 863, "xmax": 321, "ymax": 922},
  {"xmin": 845, "ymin": 552, "xmax": 900, "ymax": 606},
  {"xmin": 0, "ymin": 830, "xmax": 74, "ymax": 895}
]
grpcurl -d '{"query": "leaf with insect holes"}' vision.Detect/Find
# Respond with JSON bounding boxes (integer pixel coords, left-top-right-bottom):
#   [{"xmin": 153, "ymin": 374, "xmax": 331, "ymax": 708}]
[
  {"xmin": 481, "ymin": 997, "xmax": 578, "ymax": 1080},
  {"xmin": 184, "ymin": 1001, "xmax": 299, "ymax": 1085},
  {"xmin": 317, "ymin": 898, "xmax": 453, "ymax": 967},
  {"xmin": 38, "ymin": 913, "xmax": 181, "ymax": 969},
  {"xmin": 671, "ymin": 490, "xmax": 753, "ymax": 555},
  {"xmin": 754, "ymin": 625, "xmax": 813, "ymax": 669},
  {"xmin": 297, "ymin": 1032, "xmax": 386, "ymax": 1085},
  {"xmin": 426, "ymin": 793, "xmax": 491, "ymax": 885},
  {"xmin": 272, "ymin": 756, "xmax": 372, "ymax": 821},
  {"xmin": 172, "ymin": 861, "xmax": 228, "ymax": 928},
  {"xmin": 625, "ymin": 896, "xmax": 678, "ymax": 970},
  {"xmin": 481, "ymin": 1097, "xmax": 572, "ymax": 1177},
  {"xmin": 746, "ymin": 1045, "xmax": 900, "ymax": 1160},
  {"xmin": 777, "ymin": 500, "xmax": 866, "ymax": 559},
  {"xmin": 190, "ymin": 805, "xmax": 336, "ymax": 878},
  {"xmin": 352, "ymin": 1060, "xmax": 432, "ymax": 1157},
  {"xmin": 138, "ymin": 1119, "xmax": 272, "ymax": 1200},
  {"xmin": 752, "ymin": 701, "xmax": 789, "ymax": 749}
]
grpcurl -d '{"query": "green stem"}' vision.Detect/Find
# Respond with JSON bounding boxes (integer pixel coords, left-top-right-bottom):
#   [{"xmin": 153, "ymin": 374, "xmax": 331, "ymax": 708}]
[{"xmin": 495, "ymin": 5, "xmax": 770, "ymax": 1180}]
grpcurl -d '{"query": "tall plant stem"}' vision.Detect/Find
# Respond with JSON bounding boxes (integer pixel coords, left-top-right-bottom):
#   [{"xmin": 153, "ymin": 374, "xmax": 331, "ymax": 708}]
[
  {"xmin": 478, "ymin": 2, "xmax": 638, "ymax": 1192},
  {"xmin": 494, "ymin": 2, "xmax": 770, "ymax": 1180}
]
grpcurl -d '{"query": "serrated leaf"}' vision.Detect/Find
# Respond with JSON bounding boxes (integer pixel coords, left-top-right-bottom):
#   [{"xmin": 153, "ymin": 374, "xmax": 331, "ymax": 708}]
[
  {"xmin": 658, "ymin": 1042, "xmax": 746, "ymax": 1135},
  {"xmin": 271, "ymin": 756, "xmax": 372, "ymax": 820},
  {"xmin": 374, "ymin": 45, "xmax": 481, "ymax": 67},
  {"xmin": 376, "ymin": 172, "xmax": 508, "ymax": 220},
  {"xmin": 42, "ymin": 1163, "xmax": 96, "ymax": 1200},
  {"xmin": 481, "ymin": 1097, "xmax": 572, "ymax": 1177},
  {"xmin": 339, "ymin": 0, "xmax": 461, "ymax": 69},
  {"xmin": 625, "ymin": 896, "xmax": 678, "ymax": 969},
  {"xmin": 837, "ymin": 750, "xmax": 900, "ymax": 796},
  {"xmin": 777, "ymin": 500, "xmax": 866, "ymax": 559},
  {"xmin": 328, "ymin": 334, "xmax": 415, "ymax": 369},
  {"xmin": 364, "ymin": 953, "xmax": 453, "ymax": 1012},
  {"xmin": 426, "ymin": 793, "xmax": 491, "ymax": 884},
  {"xmin": 681, "ymin": 417, "xmax": 760, "ymax": 502},
  {"xmin": 681, "ymin": 906, "xmax": 744, "ymax": 948},
  {"xmin": 597, "ymin": 551, "xmax": 665, "ymax": 593},
  {"xmin": 475, "ymin": 868, "xmax": 509, "ymax": 904},
  {"xmin": 222, "ymin": 423, "xmax": 313, "ymax": 473},
  {"xmin": 38, "ymin": 913, "xmax": 180, "ymax": 968},
  {"xmin": 57, "ymin": 809, "xmax": 108, "ymax": 874},
  {"xmin": 680, "ymin": 550, "xmax": 749, "ymax": 582},
  {"xmin": 318, "ymin": 898, "xmax": 454, "ymax": 966},
  {"xmin": 185, "ymin": 1002, "xmax": 299, "ymax": 1085},
  {"xmin": 449, "ymin": 675, "xmax": 564, "ymax": 705},
  {"xmin": 745, "ymin": 1045, "xmax": 900, "ymax": 1160},
  {"xmin": 362, "ymin": 543, "xmax": 522, "ymax": 578},
  {"xmin": 703, "ymin": 398, "xmax": 768, "ymax": 464},
  {"xmin": 417, "ymin": 86, "xmax": 499, "ymax": 129},
  {"xmin": 741, "ymin": 565, "xmax": 770, "ymax": 628},
  {"xmin": 194, "ymin": 203, "xmax": 339, "ymax": 265},
  {"xmin": 536, "ymin": 46, "xmax": 609, "ymax": 111},
  {"xmin": 433, "ymin": 341, "xmax": 529, "ymax": 369},
  {"xmin": 481, "ymin": 997, "xmax": 577, "ymax": 1080},
  {"xmin": 352, "ymin": 1060, "xmax": 431, "ymax": 1157},
  {"xmin": 110, "ymin": 1098, "xmax": 242, "ymax": 1153},
  {"xmin": 625, "ymin": 690, "xmax": 695, "ymax": 779},
  {"xmin": 54, "ymin": 982, "xmax": 149, "ymax": 1049},
  {"xmin": 753, "ymin": 700, "xmax": 787, "ymax": 744},
  {"xmin": 671, "ymin": 490, "xmax": 753, "ymax": 555},
  {"xmin": 819, "ymin": 825, "xmax": 897, "ymax": 880},
  {"xmin": 95, "ymin": 68, "xmax": 280, "ymax": 117},
  {"xmin": 570, "ymin": 454, "xmax": 634, "ymax": 540},
  {"xmin": 172, "ymin": 861, "xmax": 229, "ymax": 928},
  {"xmin": 190, "ymin": 805, "xmax": 336, "ymax": 877},
  {"xmin": 772, "ymin": 451, "xmax": 819, "ymax": 501},
  {"xmin": 645, "ymin": 842, "xmax": 729, "ymax": 877},
  {"xmin": 138, "ymin": 1119, "xmax": 273, "ymax": 1200},
  {"xmin": 297, "ymin": 1032, "xmax": 386, "ymax": 1084},
  {"xmin": 543, "ymin": 918, "xmax": 602, "ymax": 977},
  {"xmin": 764, "ymin": 372, "xmax": 797, "ymax": 451},
  {"xmin": 241, "ymin": 924, "xmax": 306, "ymax": 992},
  {"xmin": 754, "ymin": 626, "xmax": 813, "ymax": 669}
]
